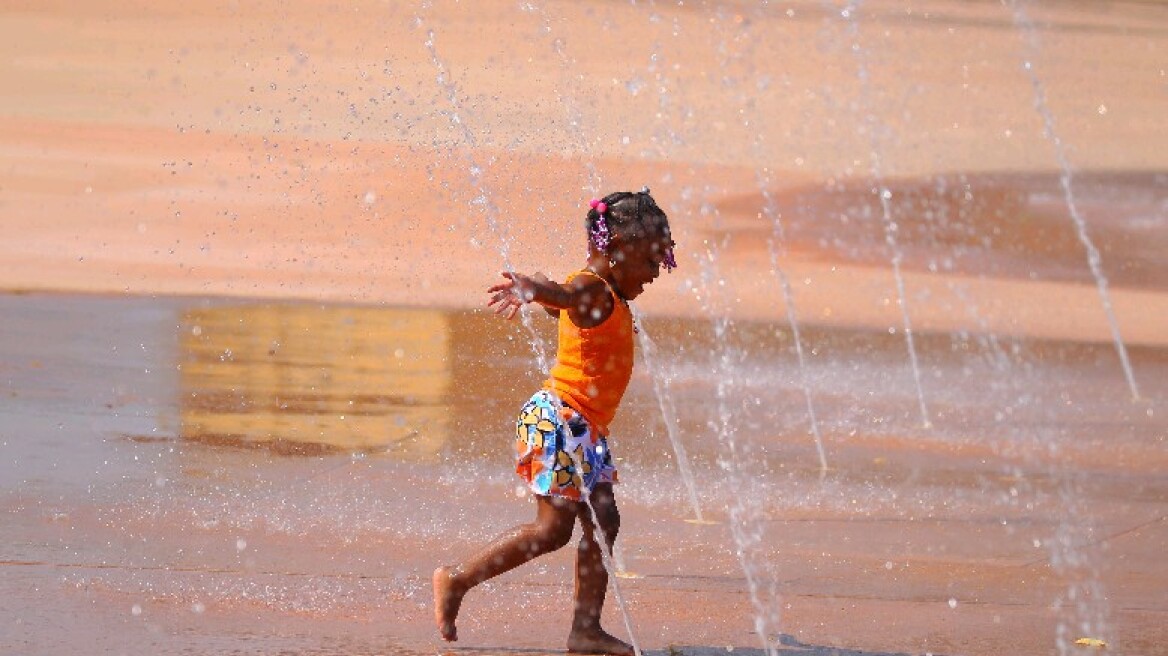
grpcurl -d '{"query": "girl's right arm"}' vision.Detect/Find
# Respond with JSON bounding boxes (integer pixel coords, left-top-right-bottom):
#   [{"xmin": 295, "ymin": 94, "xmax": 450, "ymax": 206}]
[{"xmin": 487, "ymin": 271, "xmax": 613, "ymax": 327}]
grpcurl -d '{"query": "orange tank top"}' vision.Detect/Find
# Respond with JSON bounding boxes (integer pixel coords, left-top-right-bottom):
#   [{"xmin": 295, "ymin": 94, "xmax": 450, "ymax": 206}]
[{"xmin": 543, "ymin": 270, "xmax": 635, "ymax": 436}]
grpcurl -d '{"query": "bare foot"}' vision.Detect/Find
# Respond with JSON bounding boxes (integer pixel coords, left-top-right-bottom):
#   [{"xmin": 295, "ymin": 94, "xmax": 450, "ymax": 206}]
[
  {"xmin": 567, "ymin": 627, "xmax": 635, "ymax": 656},
  {"xmin": 432, "ymin": 566, "xmax": 463, "ymax": 642}
]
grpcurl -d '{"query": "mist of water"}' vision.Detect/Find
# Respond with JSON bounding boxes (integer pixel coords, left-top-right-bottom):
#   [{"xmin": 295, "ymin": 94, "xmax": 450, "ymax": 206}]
[
  {"xmin": 1002, "ymin": 2, "xmax": 1131, "ymax": 651},
  {"xmin": 692, "ymin": 233, "xmax": 783, "ymax": 656},
  {"xmin": 761, "ymin": 207, "xmax": 829, "ymax": 477},
  {"xmin": 837, "ymin": 0, "xmax": 931, "ymax": 428},
  {"xmin": 418, "ymin": 9, "xmax": 552, "ymax": 373},
  {"xmin": 1004, "ymin": 0, "xmax": 1141, "ymax": 403},
  {"xmin": 708, "ymin": 3, "xmax": 829, "ymax": 477},
  {"xmin": 632, "ymin": 309, "xmax": 705, "ymax": 522}
]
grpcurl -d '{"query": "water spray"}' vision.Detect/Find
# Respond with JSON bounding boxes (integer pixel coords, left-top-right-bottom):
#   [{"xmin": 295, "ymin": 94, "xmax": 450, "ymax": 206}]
[
  {"xmin": 1004, "ymin": 0, "xmax": 1140, "ymax": 402},
  {"xmin": 418, "ymin": 9, "xmax": 552, "ymax": 373},
  {"xmin": 837, "ymin": 0, "xmax": 932, "ymax": 428},
  {"xmin": 632, "ymin": 307, "xmax": 710, "ymax": 524}
]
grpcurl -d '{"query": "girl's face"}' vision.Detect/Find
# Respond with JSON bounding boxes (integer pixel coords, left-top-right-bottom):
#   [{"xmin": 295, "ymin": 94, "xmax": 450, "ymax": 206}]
[{"xmin": 609, "ymin": 224, "xmax": 674, "ymax": 301}]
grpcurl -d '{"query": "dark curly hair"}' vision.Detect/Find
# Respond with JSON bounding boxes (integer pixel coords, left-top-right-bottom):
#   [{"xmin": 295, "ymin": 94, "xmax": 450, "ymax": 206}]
[{"xmin": 585, "ymin": 189, "xmax": 671, "ymax": 255}]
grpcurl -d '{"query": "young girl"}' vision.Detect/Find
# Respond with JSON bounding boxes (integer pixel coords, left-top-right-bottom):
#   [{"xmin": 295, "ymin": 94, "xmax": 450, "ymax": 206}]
[{"xmin": 433, "ymin": 189, "xmax": 677, "ymax": 655}]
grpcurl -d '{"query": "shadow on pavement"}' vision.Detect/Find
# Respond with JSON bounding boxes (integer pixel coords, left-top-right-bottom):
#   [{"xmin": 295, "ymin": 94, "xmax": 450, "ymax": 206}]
[{"xmin": 662, "ymin": 634, "xmax": 933, "ymax": 656}]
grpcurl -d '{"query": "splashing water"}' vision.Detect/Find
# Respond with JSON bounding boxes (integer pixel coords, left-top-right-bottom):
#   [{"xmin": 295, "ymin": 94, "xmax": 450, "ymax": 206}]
[
  {"xmin": 693, "ymin": 234, "xmax": 783, "ymax": 656},
  {"xmin": 710, "ymin": 2, "xmax": 828, "ymax": 477},
  {"xmin": 418, "ymin": 11, "xmax": 551, "ymax": 372},
  {"xmin": 838, "ymin": 0, "xmax": 931, "ymax": 428},
  {"xmin": 711, "ymin": 326, "xmax": 783, "ymax": 656},
  {"xmin": 532, "ymin": 2, "xmax": 708, "ymax": 522},
  {"xmin": 1004, "ymin": 0, "xmax": 1140, "ymax": 402},
  {"xmin": 1004, "ymin": 1, "xmax": 1136, "ymax": 651},
  {"xmin": 632, "ymin": 308, "xmax": 705, "ymax": 522},
  {"xmin": 527, "ymin": 2, "xmax": 603, "ymax": 193},
  {"xmin": 656, "ymin": 7, "xmax": 787, "ymax": 651},
  {"xmin": 759, "ymin": 187, "xmax": 829, "ymax": 477}
]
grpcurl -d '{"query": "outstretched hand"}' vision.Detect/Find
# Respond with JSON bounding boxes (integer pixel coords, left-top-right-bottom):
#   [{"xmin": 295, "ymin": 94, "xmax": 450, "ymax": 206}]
[{"xmin": 487, "ymin": 271, "xmax": 547, "ymax": 320}]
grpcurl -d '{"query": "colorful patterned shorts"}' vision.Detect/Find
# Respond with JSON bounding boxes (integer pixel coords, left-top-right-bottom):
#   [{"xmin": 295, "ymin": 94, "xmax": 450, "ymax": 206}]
[{"xmin": 514, "ymin": 390, "xmax": 618, "ymax": 501}]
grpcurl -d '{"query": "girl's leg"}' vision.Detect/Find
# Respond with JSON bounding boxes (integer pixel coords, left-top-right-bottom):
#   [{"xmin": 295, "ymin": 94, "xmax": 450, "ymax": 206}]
[
  {"xmin": 433, "ymin": 493, "xmax": 578, "ymax": 642},
  {"xmin": 567, "ymin": 483, "xmax": 634, "ymax": 656}
]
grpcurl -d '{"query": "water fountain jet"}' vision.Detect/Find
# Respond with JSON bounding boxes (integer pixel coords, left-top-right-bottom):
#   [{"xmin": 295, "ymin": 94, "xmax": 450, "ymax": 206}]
[
  {"xmin": 837, "ymin": 0, "xmax": 931, "ymax": 429},
  {"xmin": 1004, "ymin": 0, "xmax": 1141, "ymax": 403}
]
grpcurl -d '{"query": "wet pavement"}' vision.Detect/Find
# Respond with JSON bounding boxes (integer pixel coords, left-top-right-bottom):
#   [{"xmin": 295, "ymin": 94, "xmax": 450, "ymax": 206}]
[
  {"xmin": 4, "ymin": 0, "xmax": 1168, "ymax": 653},
  {"xmin": 3, "ymin": 293, "xmax": 1166, "ymax": 655}
]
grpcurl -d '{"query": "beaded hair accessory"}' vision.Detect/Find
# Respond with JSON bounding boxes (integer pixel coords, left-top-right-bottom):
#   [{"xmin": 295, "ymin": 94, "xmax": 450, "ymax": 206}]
[
  {"xmin": 589, "ymin": 198, "xmax": 611, "ymax": 254},
  {"xmin": 590, "ymin": 192, "xmax": 679, "ymax": 271},
  {"xmin": 662, "ymin": 246, "xmax": 678, "ymax": 272}
]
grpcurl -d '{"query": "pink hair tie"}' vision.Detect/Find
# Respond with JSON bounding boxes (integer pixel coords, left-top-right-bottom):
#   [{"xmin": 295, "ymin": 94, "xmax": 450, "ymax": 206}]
[{"xmin": 589, "ymin": 198, "xmax": 607, "ymax": 214}]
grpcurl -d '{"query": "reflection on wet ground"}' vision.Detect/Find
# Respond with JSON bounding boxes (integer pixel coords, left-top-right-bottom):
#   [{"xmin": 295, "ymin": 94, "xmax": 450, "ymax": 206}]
[
  {"xmin": 164, "ymin": 298, "xmax": 1168, "ymax": 477},
  {"xmin": 179, "ymin": 304, "xmax": 454, "ymax": 456},
  {"xmin": 2, "ymin": 294, "xmax": 1166, "ymax": 655},
  {"xmin": 175, "ymin": 301, "xmax": 558, "ymax": 461}
]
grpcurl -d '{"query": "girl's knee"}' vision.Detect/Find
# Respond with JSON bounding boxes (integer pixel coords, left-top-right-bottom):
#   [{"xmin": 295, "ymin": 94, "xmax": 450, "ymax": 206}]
[
  {"xmin": 533, "ymin": 513, "xmax": 576, "ymax": 551},
  {"xmin": 545, "ymin": 521, "xmax": 576, "ymax": 551}
]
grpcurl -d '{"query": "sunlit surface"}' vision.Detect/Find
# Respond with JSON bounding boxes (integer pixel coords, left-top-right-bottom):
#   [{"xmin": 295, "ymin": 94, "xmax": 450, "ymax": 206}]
[
  {"xmin": 179, "ymin": 305, "xmax": 453, "ymax": 456},
  {"xmin": 3, "ymin": 294, "xmax": 1165, "ymax": 654},
  {"xmin": 2, "ymin": 0, "xmax": 1167, "ymax": 654}
]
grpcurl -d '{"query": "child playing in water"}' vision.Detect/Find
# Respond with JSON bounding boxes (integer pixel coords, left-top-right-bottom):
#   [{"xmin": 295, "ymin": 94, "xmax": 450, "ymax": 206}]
[{"xmin": 433, "ymin": 189, "xmax": 677, "ymax": 655}]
